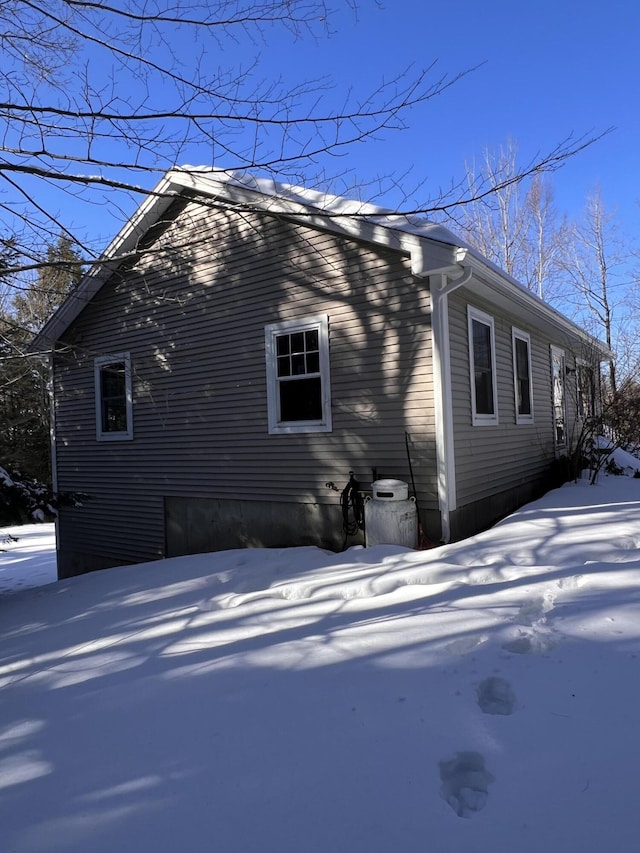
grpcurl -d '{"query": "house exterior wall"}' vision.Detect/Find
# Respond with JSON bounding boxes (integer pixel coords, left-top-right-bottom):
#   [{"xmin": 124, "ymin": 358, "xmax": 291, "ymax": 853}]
[
  {"xmin": 53, "ymin": 196, "xmax": 441, "ymax": 576},
  {"xmin": 446, "ymin": 285, "xmax": 588, "ymax": 538}
]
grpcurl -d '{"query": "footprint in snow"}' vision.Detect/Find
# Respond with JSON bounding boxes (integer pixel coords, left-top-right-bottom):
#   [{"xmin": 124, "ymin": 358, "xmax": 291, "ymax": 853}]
[
  {"xmin": 513, "ymin": 592, "xmax": 555, "ymax": 627},
  {"xmin": 501, "ymin": 627, "xmax": 558, "ymax": 655},
  {"xmin": 476, "ymin": 676, "xmax": 516, "ymax": 715},
  {"xmin": 557, "ymin": 574, "xmax": 584, "ymax": 590},
  {"xmin": 439, "ymin": 751, "xmax": 494, "ymax": 818}
]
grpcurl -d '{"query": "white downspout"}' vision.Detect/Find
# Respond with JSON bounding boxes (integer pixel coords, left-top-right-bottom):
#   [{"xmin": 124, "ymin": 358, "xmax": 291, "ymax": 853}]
[{"xmin": 431, "ymin": 264, "xmax": 472, "ymax": 542}]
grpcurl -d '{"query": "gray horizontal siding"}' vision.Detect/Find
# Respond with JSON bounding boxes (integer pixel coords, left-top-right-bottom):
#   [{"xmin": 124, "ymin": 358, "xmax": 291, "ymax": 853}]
[
  {"xmin": 448, "ymin": 287, "xmax": 585, "ymax": 509},
  {"xmin": 54, "ymin": 198, "xmax": 438, "ymax": 564}
]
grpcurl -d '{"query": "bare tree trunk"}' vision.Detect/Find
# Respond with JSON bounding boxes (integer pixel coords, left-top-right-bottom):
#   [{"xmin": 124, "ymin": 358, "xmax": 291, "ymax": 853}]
[
  {"xmin": 449, "ymin": 140, "xmax": 564, "ymax": 303},
  {"xmin": 558, "ymin": 188, "xmax": 632, "ymax": 395}
]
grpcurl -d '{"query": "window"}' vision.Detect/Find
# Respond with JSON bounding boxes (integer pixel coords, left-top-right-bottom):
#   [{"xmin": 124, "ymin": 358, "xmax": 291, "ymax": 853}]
[
  {"xmin": 576, "ymin": 362, "xmax": 596, "ymax": 420},
  {"xmin": 265, "ymin": 316, "xmax": 332, "ymax": 434},
  {"xmin": 95, "ymin": 354, "xmax": 133, "ymax": 440},
  {"xmin": 512, "ymin": 328, "xmax": 534, "ymax": 423},
  {"xmin": 550, "ymin": 346, "xmax": 566, "ymax": 447},
  {"xmin": 468, "ymin": 306, "xmax": 498, "ymax": 425}
]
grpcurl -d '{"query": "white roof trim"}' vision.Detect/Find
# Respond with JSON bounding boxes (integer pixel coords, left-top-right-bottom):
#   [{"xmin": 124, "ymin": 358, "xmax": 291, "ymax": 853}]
[
  {"xmin": 30, "ymin": 167, "xmax": 610, "ymax": 359},
  {"xmin": 33, "ymin": 173, "xmax": 180, "ymax": 349}
]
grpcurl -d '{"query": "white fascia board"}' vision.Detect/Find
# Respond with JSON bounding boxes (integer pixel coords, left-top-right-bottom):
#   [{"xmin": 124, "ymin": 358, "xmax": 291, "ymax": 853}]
[
  {"xmin": 31, "ymin": 166, "xmax": 461, "ymax": 350},
  {"xmin": 175, "ymin": 167, "xmax": 463, "ymax": 242},
  {"xmin": 173, "ymin": 168, "xmax": 462, "ymax": 275},
  {"xmin": 30, "ymin": 173, "xmax": 182, "ymax": 351},
  {"xmin": 176, "ymin": 170, "xmax": 408, "ymax": 255}
]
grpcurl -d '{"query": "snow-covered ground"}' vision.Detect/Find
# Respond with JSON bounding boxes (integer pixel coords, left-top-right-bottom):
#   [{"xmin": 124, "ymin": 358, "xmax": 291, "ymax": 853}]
[
  {"xmin": 0, "ymin": 524, "xmax": 57, "ymax": 594},
  {"xmin": 2, "ymin": 461, "xmax": 640, "ymax": 852}
]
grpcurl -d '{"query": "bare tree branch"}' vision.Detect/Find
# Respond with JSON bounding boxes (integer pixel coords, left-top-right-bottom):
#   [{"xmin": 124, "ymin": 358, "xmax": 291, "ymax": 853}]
[{"xmin": 0, "ymin": 0, "xmax": 610, "ymax": 286}]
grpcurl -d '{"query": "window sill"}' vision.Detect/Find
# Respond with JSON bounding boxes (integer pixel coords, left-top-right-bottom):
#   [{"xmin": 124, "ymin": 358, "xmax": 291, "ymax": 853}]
[
  {"xmin": 471, "ymin": 417, "xmax": 499, "ymax": 427},
  {"xmin": 268, "ymin": 421, "xmax": 332, "ymax": 435},
  {"xmin": 96, "ymin": 432, "xmax": 134, "ymax": 442}
]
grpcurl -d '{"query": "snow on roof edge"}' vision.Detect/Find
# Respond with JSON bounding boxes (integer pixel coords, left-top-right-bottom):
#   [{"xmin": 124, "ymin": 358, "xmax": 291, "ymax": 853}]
[
  {"xmin": 30, "ymin": 166, "xmax": 610, "ymax": 358},
  {"xmin": 176, "ymin": 169, "xmax": 610, "ymax": 355},
  {"xmin": 175, "ymin": 166, "xmax": 467, "ymax": 250}
]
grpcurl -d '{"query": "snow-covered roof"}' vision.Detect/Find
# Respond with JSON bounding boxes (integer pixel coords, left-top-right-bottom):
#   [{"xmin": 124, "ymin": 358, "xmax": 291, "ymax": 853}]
[
  {"xmin": 30, "ymin": 167, "xmax": 609, "ymax": 357},
  {"xmin": 179, "ymin": 166, "xmax": 468, "ymax": 249}
]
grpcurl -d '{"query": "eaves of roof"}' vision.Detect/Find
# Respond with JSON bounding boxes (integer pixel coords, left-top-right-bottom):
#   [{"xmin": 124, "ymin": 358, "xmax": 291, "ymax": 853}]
[
  {"xmin": 29, "ymin": 167, "xmax": 611, "ymax": 361},
  {"xmin": 461, "ymin": 251, "xmax": 612, "ymax": 360}
]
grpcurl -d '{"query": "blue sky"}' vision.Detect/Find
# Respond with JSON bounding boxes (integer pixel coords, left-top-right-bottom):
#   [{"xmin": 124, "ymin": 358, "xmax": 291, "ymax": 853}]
[
  {"xmin": 26, "ymin": 0, "xmax": 639, "ymax": 251},
  {"xmin": 274, "ymin": 0, "xmax": 639, "ymax": 232}
]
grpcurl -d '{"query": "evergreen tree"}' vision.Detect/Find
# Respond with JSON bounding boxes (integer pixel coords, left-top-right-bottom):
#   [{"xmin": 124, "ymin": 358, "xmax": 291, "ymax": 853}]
[
  {"xmin": 12, "ymin": 237, "xmax": 83, "ymax": 333},
  {"xmin": 0, "ymin": 236, "xmax": 84, "ymax": 484}
]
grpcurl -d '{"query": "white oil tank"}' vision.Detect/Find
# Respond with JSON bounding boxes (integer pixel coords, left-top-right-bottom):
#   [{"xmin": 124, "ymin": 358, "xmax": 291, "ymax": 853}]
[{"xmin": 365, "ymin": 479, "xmax": 418, "ymax": 548}]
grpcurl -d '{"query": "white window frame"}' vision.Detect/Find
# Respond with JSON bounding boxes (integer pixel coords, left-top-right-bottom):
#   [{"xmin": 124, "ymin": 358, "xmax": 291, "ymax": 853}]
[
  {"xmin": 576, "ymin": 358, "xmax": 597, "ymax": 421},
  {"xmin": 512, "ymin": 328, "xmax": 534, "ymax": 424},
  {"xmin": 468, "ymin": 306, "xmax": 498, "ymax": 426},
  {"xmin": 265, "ymin": 315, "xmax": 332, "ymax": 434},
  {"xmin": 94, "ymin": 354, "xmax": 133, "ymax": 441},
  {"xmin": 550, "ymin": 345, "xmax": 567, "ymax": 449}
]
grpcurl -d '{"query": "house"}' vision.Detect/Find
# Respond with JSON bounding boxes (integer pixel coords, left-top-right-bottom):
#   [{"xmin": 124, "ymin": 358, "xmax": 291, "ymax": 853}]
[{"xmin": 33, "ymin": 169, "xmax": 608, "ymax": 578}]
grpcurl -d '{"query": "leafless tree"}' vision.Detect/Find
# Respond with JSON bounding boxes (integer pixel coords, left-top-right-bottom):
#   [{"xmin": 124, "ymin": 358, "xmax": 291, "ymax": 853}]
[
  {"xmin": 446, "ymin": 139, "xmax": 568, "ymax": 302},
  {"xmin": 521, "ymin": 174, "xmax": 569, "ymax": 302},
  {"xmin": 449, "ymin": 143, "xmax": 639, "ymax": 390},
  {"xmin": 0, "ymin": 0, "xmax": 608, "ymax": 286},
  {"xmin": 558, "ymin": 187, "xmax": 637, "ymax": 393},
  {"xmin": 0, "ymin": 0, "xmax": 473, "ymax": 270}
]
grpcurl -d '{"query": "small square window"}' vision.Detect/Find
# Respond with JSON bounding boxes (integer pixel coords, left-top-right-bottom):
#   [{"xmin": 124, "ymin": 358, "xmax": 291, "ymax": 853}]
[
  {"xmin": 94, "ymin": 354, "xmax": 133, "ymax": 441},
  {"xmin": 265, "ymin": 316, "xmax": 332, "ymax": 434}
]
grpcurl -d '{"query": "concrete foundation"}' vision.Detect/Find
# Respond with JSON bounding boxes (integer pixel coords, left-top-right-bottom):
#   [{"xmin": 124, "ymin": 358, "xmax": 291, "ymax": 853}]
[{"xmin": 164, "ymin": 495, "xmax": 357, "ymax": 557}]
